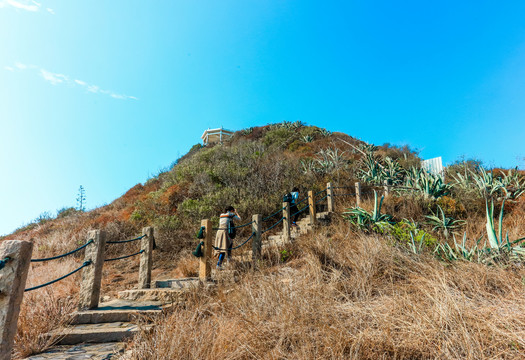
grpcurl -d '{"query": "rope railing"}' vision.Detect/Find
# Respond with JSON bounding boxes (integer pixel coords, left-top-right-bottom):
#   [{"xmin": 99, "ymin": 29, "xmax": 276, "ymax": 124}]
[
  {"xmin": 263, "ymin": 207, "xmax": 285, "ymax": 222},
  {"xmin": 333, "ymin": 193, "xmax": 355, "ymax": 197},
  {"xmin": 24, "ymin": 260, "xmax": 92, "ymax": 292},
  {"xmin": 295, "ymin": 197, "xmax": 308, "ymax": 206},
  {"xmin": 231, "ymin": 220, "xmax": 254, "ymax": 229},
  {"xmin": 107, "ymin": 234, "xmax": 146, "ymax": 244},
  {"xmin": 0, "ymin": 257, "xmax": 11, "ymax": 270},
  {"xmin": 213, "ymin": 232, "xmax": 256, "ymax": 251},
  {"xmin": 315, "ymin": 194, "xmax": 329, "ymax": 204},
  {"xmin": 292, "ymin": 204, "xmax": 309, "ymax": 218},
  {"xmin": 315, "ymin": 188, "xmax": 327, "ymax": 197},
  {"xmin": 262, "ymin": 216, "xmax": 285, "ymax": 234},
  {"xmin": 105, "ymin": 249, "xmax": 144, "ymax": 262},
  {"xmin": 30, "ymin": 240, "xmax": 94, "ymax": 263}
]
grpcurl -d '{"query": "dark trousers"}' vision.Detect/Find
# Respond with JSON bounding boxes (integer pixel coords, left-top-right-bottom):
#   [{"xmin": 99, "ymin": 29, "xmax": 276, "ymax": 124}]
[{"xmin": 290, "ymin": 204, "xmax": 299, "ymax": 223}]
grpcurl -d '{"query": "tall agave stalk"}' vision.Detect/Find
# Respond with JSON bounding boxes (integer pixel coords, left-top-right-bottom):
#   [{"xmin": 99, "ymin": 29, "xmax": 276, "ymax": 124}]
[{"xmin": 485, "ymin": 199, "xmax": 525, "ymax": 254}]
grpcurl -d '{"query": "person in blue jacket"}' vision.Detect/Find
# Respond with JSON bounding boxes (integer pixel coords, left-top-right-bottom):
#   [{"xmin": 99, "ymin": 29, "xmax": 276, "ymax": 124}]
[{"xmin": 290, "ymin": 187, "xmax": 300, "ymax": 226}]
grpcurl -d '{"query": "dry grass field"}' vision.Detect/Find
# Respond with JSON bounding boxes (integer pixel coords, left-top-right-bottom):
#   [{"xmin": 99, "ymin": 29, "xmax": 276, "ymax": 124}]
[{"xmin": 125, "ymin": 218, "xmax": 525, "ymax": 360}]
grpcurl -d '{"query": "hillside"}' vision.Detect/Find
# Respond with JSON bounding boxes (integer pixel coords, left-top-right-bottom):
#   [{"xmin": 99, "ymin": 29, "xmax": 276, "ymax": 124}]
[{"xmin": 4, "ymin": 121, "xmax": 525, "ymax": 359}]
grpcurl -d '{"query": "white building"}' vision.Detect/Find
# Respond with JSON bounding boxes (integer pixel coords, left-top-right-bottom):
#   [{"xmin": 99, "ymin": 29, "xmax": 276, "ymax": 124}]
[
  {"xmin": 201, "ymin": 127, "xmax": 234, "ymax": 145},
  {"xmin": 422, "ymin": 156, "xmax": 444, "ymax": 177}
]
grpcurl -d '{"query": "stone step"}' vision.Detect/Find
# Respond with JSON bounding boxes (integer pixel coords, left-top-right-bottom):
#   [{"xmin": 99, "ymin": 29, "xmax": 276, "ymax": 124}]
[
  {"xmin": 72, "ymin": 299, "xmax": 162, "ymax": 324},
  {"xmin": 118, "ymin": 288, "xmax": 186, "ymax": 302},
  {"xmin": 154, "ymin": 277, "xmax": 200, "ymax": 289},
  {"xmin": 23, "ymin": 342, "xmax": 126, "ymax": 360},
  {"xmin": 50, "ymin": 322, "xmax": 152, "ymax": 345}
]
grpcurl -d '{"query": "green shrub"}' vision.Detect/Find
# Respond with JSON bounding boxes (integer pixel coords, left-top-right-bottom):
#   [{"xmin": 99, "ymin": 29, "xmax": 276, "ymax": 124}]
[
  {"xmin": 389, "ymin": 219, "xmax": 436, "ymax": 247},
  {"xmin": 56, "ymin": 207, "xmax": 79, "ymax": 218}
]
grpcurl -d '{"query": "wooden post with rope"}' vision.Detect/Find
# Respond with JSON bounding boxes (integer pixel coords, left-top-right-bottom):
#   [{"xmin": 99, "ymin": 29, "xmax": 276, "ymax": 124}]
[
  {"xmin": 384, "ymin": 180, "xmax": 391, "ymax": 197},
  {"xmin": 0, "ymin": 240, "xmax": 33, "ymax": 360},
  {"xmin": 355, "ymin": 182, "xmax": 362, "ymax": 207},
  {"xmin": 283, "ymin": 202, "xmax": 291, "ymax": 242},
  {"xmin": 308, "ymin": 190, "xmax": 316, "ymax": 226},
  {"xmin": 79, "ymin": 230, "xmax": 106, "ymax": 310},
  {"xmin": 199, "ymin": 219, "xmax": 212, "ymax": 281},
  {"xmin": 138, "ymin": 226, "xmax": 154, "ymax": 289},
  {"xmin": 326, "ymin": 182, "xmax": 334, "ymax": 212},
  {"xmin": 252, "ymin": 214, "xmax": 262, "ymax": 265}
]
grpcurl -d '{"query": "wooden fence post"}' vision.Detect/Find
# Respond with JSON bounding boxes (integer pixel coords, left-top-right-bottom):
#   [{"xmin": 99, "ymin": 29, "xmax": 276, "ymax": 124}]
[
  {"xmin": 79, "ymin": 230, "xmax": 106, "ymax": 310},
  {"xmin": 0, "ymin": 240, "xmax": 33, "ymax": 360},
  {"xmin": 283, "ymin": 202, "xmax": 291, "ymax": 242},
  {"xmin": 252, "ymin": 214, "xmax": 262, "ymax": 265},
  {"xmin": 355, "ymin": 182, "xmax": 362, "ymax": 207},
  {"xmin": 326, "ymin": 182, "xmax": 334, "ymax": 212},
  {"xmin": 308, "ymin": 190, "xmax": 316, "ymax": 226},
  {"xmin": 384, "ymin": 180, "xmax": 391, "ymax": 197},
  {"xmin": 199, "ymin": 219, "xmax": 212, "ymax": 281},
  {"xmin": 138, "ymin": 227, "xmax": 154, "ymax": 289}
]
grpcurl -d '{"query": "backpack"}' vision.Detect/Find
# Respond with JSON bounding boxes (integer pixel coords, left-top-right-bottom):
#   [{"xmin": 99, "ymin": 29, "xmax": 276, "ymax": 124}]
[
  {"xmin": 283, "ymin": 193, "xmax": 293, "ymax": 203},
  {"xmin": 192, "ymin": 241, "xmax": 204, "ymax": 257},
  {"xmin": 228, "ymin": 218, "xmax": 237, "ymax": 239},
  {"xmin": 196, "ymin": 226, "xmax": 205, "ymax": 239}
]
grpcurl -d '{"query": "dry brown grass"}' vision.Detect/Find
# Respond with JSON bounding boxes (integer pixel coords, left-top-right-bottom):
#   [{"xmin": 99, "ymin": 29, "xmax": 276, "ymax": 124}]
[
  {"xmin": 126, "ymin": 219, "xmax": 525, "ymax": 359},
  {"xmin": 14, "ymin": 258, "xmax": 80, "ymax": 359}
]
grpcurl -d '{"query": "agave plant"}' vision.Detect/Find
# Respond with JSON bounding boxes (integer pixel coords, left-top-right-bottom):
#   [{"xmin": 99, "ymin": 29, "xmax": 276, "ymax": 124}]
[
  {"xmin": 450, "ymin": 171, "xmax": 472, "ymax": 191},
  {"xmin": 383, "ymin": 157, "xmax": 404, "ymax": 185},
  {"xmin": 499, "ymin": 168, "xmax": 525, "ymax": 200},
  {"xmin": 425, "ymin": 205, "xmax": 465, "ymax": 239},
  {"xmin": 343, "ymin": 190, "xmax": 393, "ymax": 232},
  {"xmin": 301, "ymin": 135, "xmax": 314, "ymax": 143},
  {"xmin": 358, "ymin": 146, "xmax": 384, "ymax": 185},
  {"xmin": 485, "ymin": 199, "xmax": 525, "ymax": 254},
  {"xmin": 318, "ymin": 128, "xmax": 332, "ymax": 137},
  {"xmin": 315, "ymin": 148, "xmax": 347, "ymax": 174},
  {"xmin": 471, "ymin": 168, "xmax": 502, "ymax": 199},
  {"xmin": 404, "ymin": 167, "xmax": 451, "ymax": 199},
  {"xmin": 300, "ymin": 158, "xmax": 317, "ymax": 174},
  {"xmin": 408, "ymin": 231, "xmax": 425, "ymax": 254},
  {"xmin": 434, "ymin": 232, "xmax": 484, "ymax": 262}
]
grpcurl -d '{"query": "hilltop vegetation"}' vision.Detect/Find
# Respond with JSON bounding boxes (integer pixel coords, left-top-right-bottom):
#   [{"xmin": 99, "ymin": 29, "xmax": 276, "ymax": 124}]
[{"xmin": 5, "ymin": 121, "xmax": 525, "ymax": 359}]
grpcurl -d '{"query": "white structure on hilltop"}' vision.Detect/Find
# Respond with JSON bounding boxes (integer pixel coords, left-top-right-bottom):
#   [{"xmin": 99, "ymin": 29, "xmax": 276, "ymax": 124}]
[
  {"xmin": 201, "ymin": 127, "xmax": 234, "ymax": 145},
  {"xmin": 422, "ymin": 156, "xmax": 444, "ymax": 177}
]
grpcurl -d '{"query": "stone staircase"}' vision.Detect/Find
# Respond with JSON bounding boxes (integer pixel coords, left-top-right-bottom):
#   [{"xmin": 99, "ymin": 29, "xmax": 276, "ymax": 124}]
[
  {"xmin": 24, "ymin": 212, "xmax": 331, "ymax": 359},
  {"xmin": 25, "ymin": 299, "xmax": 162, "ymax": 359},
  {"xmin": 266, "ymin": 211, "xmax": 330, "ymax": 247}
]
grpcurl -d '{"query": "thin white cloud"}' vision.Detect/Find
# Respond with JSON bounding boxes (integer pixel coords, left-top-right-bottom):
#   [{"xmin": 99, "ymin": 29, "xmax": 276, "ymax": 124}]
[
  {"xmin": 15, "ymin": 62, "xmax": 27, "ymax": 70},
  {"xmin": 0, "ymin": 0, "xmax": 40, "ymax": 12},
  {"xmin": 7, "ymin": 62, "xmax": 137, "ymax": 100},
  {"xmin": 0, "ymin": 0, "xmax": 54, "ymax": 14},
  {"xmin": 87, "ymin": 85, "xmax": 99, "ymax": 93},
  {"xmin": 40, "ymin": 69, "xmax": 68, "ymax": 85}
]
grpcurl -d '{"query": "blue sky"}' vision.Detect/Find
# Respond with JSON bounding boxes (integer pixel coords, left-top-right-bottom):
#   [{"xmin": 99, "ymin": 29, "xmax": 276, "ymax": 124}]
[{"xmin": 1, "ymin": 0, "xmax": 525, "ymax": 235}]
